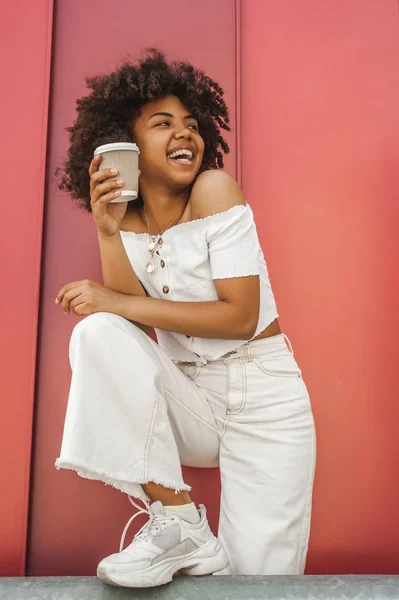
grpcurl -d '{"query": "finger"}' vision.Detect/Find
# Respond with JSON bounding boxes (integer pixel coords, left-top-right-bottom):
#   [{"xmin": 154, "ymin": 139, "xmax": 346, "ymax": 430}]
[
  {"xmin": 70, "ymin": 295, "xmax": 85, "ymax": 312},
  {"xmin": 55, "ymin": 281, "xmax": 87, "ymax": 304},
  {"xmin": 92, "ymin": 187, "xmax": 124, "ymax": 207},
  {"xmin": 91, "ymin": 178, "xmax": 124, "ymax": 204},
  {"xmin": 90, "ymin": 167, "xmax": 120, "ymax": 193},
  {"xmin": 92, "ymin": 170, "xmax": 138, "ymax": 205},
  {"xmin": 62, "ymin": 289, "xmax": 83, "ymax": 313},
  {"xmin": 55, "ymin": 279, "xmax": 89, "ymax": 304},
  {"xmin": 71, "ymin": 298, "xmax": 90, "ymax": 316},
  {"xmin": 88, "ymin": 154, "xmax": 102, "ymax": 177}
]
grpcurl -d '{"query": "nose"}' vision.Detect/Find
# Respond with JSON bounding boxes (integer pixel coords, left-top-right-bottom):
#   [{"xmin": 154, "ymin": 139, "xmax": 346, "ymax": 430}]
[{"xmin": 174, "ymin": 125, "xmax": 192, "ymax": 140}]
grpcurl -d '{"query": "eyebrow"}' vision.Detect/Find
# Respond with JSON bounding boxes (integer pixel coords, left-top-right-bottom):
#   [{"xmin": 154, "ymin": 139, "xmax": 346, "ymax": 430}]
[{"xmin": 149, "ymin": 112, "xmax": 197, "ymax": 121}]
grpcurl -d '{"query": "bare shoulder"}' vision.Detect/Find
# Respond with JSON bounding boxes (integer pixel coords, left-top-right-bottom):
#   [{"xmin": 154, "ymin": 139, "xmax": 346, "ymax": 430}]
[{"xmin": 190, "ymin": 170, "xmax": 246, "ymax": 219}]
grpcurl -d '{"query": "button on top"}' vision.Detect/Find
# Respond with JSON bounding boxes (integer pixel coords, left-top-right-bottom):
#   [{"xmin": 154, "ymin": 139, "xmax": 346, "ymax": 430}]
[
  {"xmin": 158, "ymin": 238, "xmax": 163, "ymax": 246},
  {"xmin": 162, "ymin": 285, "xmax": 169, "ymax": 294},
  {"xmin": 185, "ymin": 335, "xmax": 190, "ymax": 338}
]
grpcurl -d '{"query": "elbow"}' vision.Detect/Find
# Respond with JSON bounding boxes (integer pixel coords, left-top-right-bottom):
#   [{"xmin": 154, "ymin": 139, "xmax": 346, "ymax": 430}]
[
  {"xmin": 237, "ymin": 319, "xmax": 258, "ymax": 340},
  {"xmin": 224, "ymin": 301, "xmax": 259, "ymax": 340}
]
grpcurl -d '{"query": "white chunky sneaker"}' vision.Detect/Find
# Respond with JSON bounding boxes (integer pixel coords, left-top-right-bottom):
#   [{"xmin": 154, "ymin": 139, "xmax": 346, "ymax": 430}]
[{"xmin": 97, "ymin": 496, "xmax": 229, "ymax": 588}]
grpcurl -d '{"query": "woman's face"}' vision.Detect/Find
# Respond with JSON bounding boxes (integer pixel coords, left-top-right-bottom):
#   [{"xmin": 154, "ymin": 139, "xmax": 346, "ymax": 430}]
[{"xmin": 132, "ymin": 95, "xmax": 205, "ymax": 190}]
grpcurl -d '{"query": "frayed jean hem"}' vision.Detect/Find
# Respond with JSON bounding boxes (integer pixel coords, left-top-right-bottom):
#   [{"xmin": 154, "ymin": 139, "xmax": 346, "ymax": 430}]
[{"xmin": 54, "ymin": 457, "xmax": 192, "ymax": 501}]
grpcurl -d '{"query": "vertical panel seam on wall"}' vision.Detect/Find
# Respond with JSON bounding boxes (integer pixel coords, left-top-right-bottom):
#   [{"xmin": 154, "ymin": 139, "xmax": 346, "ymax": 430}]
[
  {"xmin": 23, "ymin": 0, "xmax": 54, "ymax": 577},
  {"xmin": 235, "ymin": 0, "xmax": 242, "ymax": 186}
]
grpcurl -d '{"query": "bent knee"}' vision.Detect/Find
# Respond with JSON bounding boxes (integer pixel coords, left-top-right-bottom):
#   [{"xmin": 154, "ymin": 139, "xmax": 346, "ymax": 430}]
[
  {"xmin": 70, "ymin": 312, "xmax": 118, "ymax": 341},
  {"xmin": 69, "ymin": 312, "xmax": 146, "ymax": 356}
]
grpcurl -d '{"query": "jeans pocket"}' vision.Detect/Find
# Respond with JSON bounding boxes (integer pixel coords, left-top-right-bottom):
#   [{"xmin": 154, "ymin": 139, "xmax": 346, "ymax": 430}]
[{"xmin": 253, "ymin": 352, "xmax": 302, "ymax": 378}]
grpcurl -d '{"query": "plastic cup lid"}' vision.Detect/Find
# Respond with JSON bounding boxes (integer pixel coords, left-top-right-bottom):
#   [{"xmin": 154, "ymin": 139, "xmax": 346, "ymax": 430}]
[{"xmin": 94, "ymin": 142, "xmax": 140, "ymax": 155}]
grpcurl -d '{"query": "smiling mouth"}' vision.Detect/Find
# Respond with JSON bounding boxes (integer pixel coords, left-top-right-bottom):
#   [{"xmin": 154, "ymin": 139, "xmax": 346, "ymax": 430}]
[
  {"xmin": 167, "ymin": 148, "xmax": 195, "ymax": 166},
  {"xmin": 168, "ymin": 156, "xmax": 194, "ymax": 167},
  {"xmin": 168, "ymin": 156, "xmax": 194, "ymax": 166}
]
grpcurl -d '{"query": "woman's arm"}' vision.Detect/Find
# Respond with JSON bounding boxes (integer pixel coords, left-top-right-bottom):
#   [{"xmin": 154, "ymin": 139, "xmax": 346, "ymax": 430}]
[
  {"xmin": 98, "ymin": 232, "xmax": 153, "ymax": 336},
  {"xmin": 110, "ymin": 274, "xmax": 260, "ymax": 340},
  {"xmin": 56, "ymin": 275, "xmax": 259, "ymax": 339},
  {"xmin": 104, "ymin": 170, "xmax": 260, "ymax": 340},
  {"xmin": 98, "ymin": 232, "xmax": 146, "ymax": 296}
]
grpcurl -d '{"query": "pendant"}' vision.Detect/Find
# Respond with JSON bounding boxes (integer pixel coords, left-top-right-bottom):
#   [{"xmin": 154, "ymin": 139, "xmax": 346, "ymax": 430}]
[{"xmin": 145, "ymin": 260, "xmax": 156, "ymax": 275}]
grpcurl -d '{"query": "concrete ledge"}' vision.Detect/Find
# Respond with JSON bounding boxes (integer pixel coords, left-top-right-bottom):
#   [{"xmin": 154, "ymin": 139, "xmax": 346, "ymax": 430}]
[{"xmin": 1, "ymin": 575, "xmax": 399, "ymax": 599}]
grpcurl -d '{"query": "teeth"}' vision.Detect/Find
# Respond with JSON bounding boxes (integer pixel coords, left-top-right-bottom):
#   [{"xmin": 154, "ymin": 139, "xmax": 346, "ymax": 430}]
[{"xmin": 168, "ymin": 149, "xmax": 193, "ymax": 160}]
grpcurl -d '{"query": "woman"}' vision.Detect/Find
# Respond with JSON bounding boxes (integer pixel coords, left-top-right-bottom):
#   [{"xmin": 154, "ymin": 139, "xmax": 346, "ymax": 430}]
[{"xmin": 55, "ymin": 48, "xmax": 316, "ymax": 588}]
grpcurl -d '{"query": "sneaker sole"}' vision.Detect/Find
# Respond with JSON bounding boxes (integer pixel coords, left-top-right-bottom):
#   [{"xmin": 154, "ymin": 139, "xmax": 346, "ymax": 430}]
[{"xmin": 97, "ymin": 537, "xmax": 229, "ymax": 588}]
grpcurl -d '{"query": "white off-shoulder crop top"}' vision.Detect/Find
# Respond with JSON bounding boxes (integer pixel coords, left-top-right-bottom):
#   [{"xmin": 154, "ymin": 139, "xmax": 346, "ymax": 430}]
[{"xmin": 120, "ymin": 203, "xmax": 279, "ymax": 363}]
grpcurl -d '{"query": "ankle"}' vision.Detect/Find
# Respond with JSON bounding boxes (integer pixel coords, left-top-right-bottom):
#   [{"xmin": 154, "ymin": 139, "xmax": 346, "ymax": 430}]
[{"xmin": 142, "ymin": 482, "xmax": 192, "ymax": 506}]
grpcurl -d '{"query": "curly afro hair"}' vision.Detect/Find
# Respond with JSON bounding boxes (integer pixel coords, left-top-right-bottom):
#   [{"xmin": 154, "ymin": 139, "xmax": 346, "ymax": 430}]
[{"xmin": 55, "ymin": 47, "xmax": 231, "ymax": 213}]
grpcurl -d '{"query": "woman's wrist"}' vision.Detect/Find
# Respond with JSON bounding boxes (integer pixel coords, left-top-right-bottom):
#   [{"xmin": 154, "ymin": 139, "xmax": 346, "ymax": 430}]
[
  {"xmin": 97, "ymin": 230, "xmax": 121, "ymax": 243},
  {"xmin": 107, "ymin": 290, "xmax": 135, "ymax": 318}
]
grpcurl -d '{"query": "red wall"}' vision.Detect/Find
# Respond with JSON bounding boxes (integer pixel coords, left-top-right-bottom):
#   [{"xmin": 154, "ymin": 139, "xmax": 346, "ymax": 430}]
[
  {"xmin": 241, "ymin": 0, "xmax": 399, "ymax": 574},
  {"xmin": 2, "ymin": 0, "xmax": 399, "ymax": 577},
  {"xmin": 0, "ymin": 0, "xmax": 53, "ymax": 576}
]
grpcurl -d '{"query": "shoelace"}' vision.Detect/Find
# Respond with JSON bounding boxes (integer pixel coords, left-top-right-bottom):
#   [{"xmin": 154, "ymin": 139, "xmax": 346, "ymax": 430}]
[{"xmin": 119, "ymin": 495, "xmax": 175, "ymax": 553}]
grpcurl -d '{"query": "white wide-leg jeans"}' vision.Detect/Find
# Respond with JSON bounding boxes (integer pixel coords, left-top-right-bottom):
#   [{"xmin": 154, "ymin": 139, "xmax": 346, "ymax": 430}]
[{"xmin": 56, "ymin": 312, "xmax": 316, "ymax": 576}]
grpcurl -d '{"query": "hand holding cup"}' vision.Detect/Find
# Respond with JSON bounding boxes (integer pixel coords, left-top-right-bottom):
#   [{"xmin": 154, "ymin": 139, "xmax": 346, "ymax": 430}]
[{"xmin": 89, "ymin": 145, "xmax": 140, "ymax": 239}]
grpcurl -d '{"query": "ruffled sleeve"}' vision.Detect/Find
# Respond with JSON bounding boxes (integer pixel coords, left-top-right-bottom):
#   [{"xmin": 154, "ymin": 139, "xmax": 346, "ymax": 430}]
[{"xmin": 206, "ymin": 204, "xmax": 261, "ymax": 280}]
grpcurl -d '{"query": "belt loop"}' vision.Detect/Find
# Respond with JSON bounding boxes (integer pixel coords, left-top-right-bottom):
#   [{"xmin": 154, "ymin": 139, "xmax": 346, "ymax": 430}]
[
  {"xmin": 244, "ymin": 342, "xmax": 252, "ymax": 362},
  {"xmin": 283, "ymin": 333, "xmax": 294, "ymax": 357}
]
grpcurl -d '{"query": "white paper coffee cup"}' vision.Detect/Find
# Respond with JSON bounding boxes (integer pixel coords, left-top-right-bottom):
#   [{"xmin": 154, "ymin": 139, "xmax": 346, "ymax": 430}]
[{"xmin": 93, "ymin": 142, "xmax": 140, "ymax": 203}]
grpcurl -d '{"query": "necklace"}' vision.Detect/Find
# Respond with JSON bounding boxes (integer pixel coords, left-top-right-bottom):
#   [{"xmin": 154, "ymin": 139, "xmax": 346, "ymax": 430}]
[{"xmin": 143, "ymin": 201, "xmax": 188, "ymax": 275}]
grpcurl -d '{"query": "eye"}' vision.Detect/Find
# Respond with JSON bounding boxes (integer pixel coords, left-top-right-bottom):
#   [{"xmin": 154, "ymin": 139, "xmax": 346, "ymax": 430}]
[{"xmin": 155, "ymin": 121, "xmax": 198, "ymax": 131}]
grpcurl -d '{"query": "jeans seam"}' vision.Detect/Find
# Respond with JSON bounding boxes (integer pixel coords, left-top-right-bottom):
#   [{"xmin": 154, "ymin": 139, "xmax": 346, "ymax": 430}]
[
  {"xmin": 295, "ymin": 417, "xmax": 317, "ymax": 573},
  {"xmin": 218, "ymin": 412, "xmax": 230, "ymax": 441},
  {"xmin": 253, "ymin": 357, "xmax": 302, "ymax": 378},
  {"xmin": 143, "ymin": 392, "xmax": 160, "ymax": 482},
  {"xmin": 226, "ymin": 359, "xmax": 247, "ymax": 415},
  {"xmin": 164, "ymin": 388, "xmax": 220, "ymax": 437}
]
